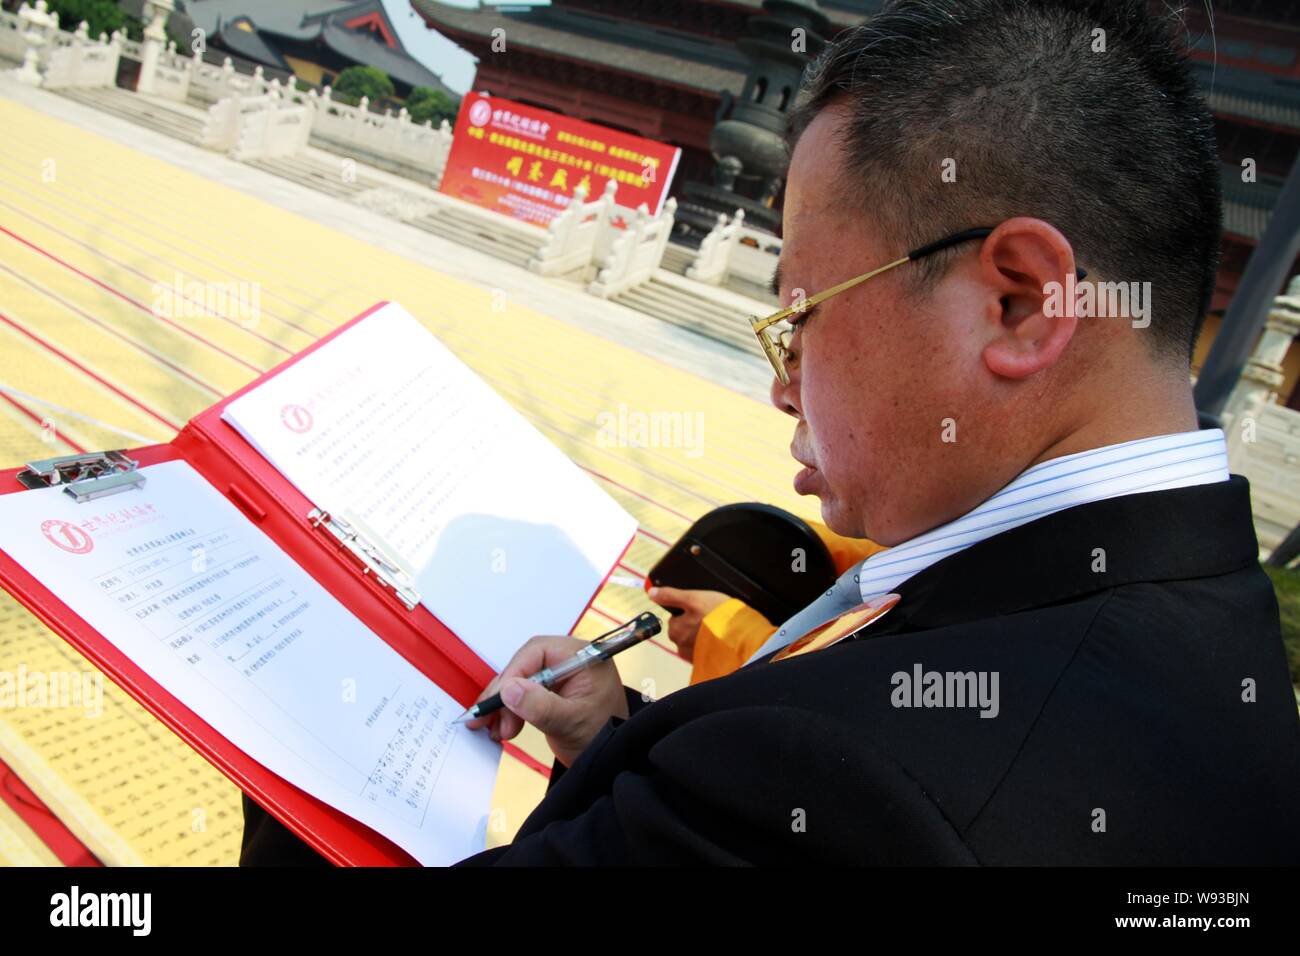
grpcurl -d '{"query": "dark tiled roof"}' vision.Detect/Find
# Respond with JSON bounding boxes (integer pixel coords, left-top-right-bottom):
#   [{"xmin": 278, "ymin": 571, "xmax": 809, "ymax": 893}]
[
  {"xmin": 187, "ymin": 0, "xmax": 348, "ymax": 39},
  {"xmin": 188, "ymin": 1, "xmax": 453, "ymax": 96},
  {"xmin": 320, "ymin": 23, "xmax": 455, "ymax": 95},
  {"xmin": 411, "ymin": 0, "xmax": 751, "ymax": 93},
  {"xmin": 302, "ymin": 0, "xmax": 387, "ymax": 29},
  {"xmin": 216, "ymin": 22, "xmax": 293, "ymax": 71}
]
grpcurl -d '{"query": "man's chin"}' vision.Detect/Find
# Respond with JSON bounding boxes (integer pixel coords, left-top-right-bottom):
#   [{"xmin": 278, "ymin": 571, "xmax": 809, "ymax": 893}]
[{"xmin": 817, "ymin": 496, "xmax": 863, "ymax": 539}]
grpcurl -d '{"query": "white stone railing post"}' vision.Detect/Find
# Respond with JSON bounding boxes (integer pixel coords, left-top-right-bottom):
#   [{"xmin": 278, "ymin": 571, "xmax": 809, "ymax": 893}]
[
  {"xmin": 686, "ymin": 208, "xmax": 746, "ymax": 285},
  {"xmin": 528, "ymin": 185, "xmax": 589, "ymax": 275},
  {"xmin": 588, "ymin": 198, "xmax": 677, "ymax": 297},
  {"xmin": 136, "ymin": 0, "xmax": 174, "ymax": 95},
  {"xmin": 13, "ymin": 0, "xmax": 57, "ymax": 84},
  {"xmin": 43, "ymin": 22, "xmax": 121, "ymax": 89},
  {"xmin": 430, "ymin": 118, "xmax": 453, "ymax": 188},
  {"xmin": 1225, "ymin": 275, "xmax": 1300, "ymax": 469},
  {"xmin": 0, "ymin": 6, "xmax": 31, "ymax": 65},
  {"xmin": 528, "ymin": 181, "xmax": 621, "ymax": 277},
  {"xmin": 652, "ymin": 198, "xmax": 678, "ymax": 270},
  {"xmin": 590, "ymin": 180, "xmax": 625, "ymax": 266}
]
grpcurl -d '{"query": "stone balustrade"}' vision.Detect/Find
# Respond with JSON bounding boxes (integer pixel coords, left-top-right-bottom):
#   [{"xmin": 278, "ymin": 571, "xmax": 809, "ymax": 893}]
[{"xmin": 588, "ymin": 199, "xmax": 679, "ymax": 297}]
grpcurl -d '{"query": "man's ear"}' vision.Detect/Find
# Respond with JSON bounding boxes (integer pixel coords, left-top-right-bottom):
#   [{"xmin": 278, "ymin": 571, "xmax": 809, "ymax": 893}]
[{"xmin": 977, "ymin": 217, "xmax": 1079, "ymax": 380}]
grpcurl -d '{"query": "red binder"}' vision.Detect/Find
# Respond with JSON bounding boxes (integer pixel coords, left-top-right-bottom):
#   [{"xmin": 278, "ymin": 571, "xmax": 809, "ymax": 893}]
[
  {"xmin": 0, "ymin": 302, "xmax": 631, "ymax": 866},
  {"xmin": 0, "ymin": 758, "xmax": 101, "ymax": 866}
]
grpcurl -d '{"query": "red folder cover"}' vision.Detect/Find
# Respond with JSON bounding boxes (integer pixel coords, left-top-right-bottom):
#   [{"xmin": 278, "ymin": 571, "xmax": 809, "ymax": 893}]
[
  {"xmin": 0, "ymin": 302, "xmax": 631, "ymax": 866},
  {"xmin": 0, "ymin": 758, "xmax": 101, "ymax": 866}
]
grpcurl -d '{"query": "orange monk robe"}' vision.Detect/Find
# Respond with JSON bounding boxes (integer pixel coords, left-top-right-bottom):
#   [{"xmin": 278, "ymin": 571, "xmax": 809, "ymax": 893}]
[{"xmin": 688, "ymin": 524, "xmax": 888, "ymax": 684}]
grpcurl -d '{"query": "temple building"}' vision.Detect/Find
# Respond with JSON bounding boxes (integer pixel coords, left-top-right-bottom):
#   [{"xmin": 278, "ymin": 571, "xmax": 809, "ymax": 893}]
[
  {"xmin": 412, "ymin": 0, "xmax": 1300, "ymax": 408},
  {"xmin": 182, "ymin": 0, "xmax": 459, "ymax": 98}
]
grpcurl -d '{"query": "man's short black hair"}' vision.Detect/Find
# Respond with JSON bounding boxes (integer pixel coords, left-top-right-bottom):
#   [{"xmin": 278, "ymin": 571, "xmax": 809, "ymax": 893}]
[{"xmin": 788, "ymin": 0, "xmax": 1222, "ymax": 362}]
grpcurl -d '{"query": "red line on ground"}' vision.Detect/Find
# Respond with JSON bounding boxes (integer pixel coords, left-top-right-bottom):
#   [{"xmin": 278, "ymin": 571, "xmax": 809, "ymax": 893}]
[
  {"xmin": 0, "ymin": 310, "xmax": 180, "ymax": 432},
  {"xmin": 0, "ymin": 193, "xmax": 321, "ymax": 339},
  {"xmin": 615, "ymin": 561, "xmax": 646, "ymax": 581},
  {"xmin": 0, "ymin": 224, "xmax": 268, "ymax": 373},
  {"xmin": 578, "ymin": 465, "xmax": 694, "ymax": 524},
  {"xmin": 0, "ymin": 390, "xmax": 87, "ymax": 453},
  {"xmin": 636, "ymin": 527, "xmax": 671, "ymax": 547},
  {"xmin": 0, "ymin": 264, "xmax": 223, "ymax": 399}
]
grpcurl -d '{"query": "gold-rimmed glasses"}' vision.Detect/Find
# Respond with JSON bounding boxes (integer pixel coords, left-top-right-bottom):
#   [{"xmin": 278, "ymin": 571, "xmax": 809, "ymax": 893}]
[{"xmin": 751, "ymin": 226, "xmax": 1086, "ymax": 385}]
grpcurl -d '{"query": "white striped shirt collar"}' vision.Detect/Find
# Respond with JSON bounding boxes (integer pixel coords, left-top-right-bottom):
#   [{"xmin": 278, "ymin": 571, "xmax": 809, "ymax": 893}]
[{"xmin": 855, "ymin": 428, "xmax": 1230, "ymax": 603}]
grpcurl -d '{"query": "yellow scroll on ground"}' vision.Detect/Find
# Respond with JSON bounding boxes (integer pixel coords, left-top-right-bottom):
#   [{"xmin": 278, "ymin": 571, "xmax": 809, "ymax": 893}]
[
  {"xmin": 0, "ymin": 789, "xmax": 61, "ymax": 866},
  {"xmin": 0, "ymin": 592, "xmax": 246, "ymax": 865}
]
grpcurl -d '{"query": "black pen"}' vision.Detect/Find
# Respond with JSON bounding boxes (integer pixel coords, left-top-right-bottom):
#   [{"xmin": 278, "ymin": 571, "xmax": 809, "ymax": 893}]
[{"xmin": 453, "ymin": 612, "xmax": 661, "ymax": 724}]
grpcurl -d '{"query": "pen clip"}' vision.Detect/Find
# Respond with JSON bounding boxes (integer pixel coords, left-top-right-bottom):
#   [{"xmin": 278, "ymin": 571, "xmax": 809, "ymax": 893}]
[{"xmin": 591, "ymin": 612, "xmax": 659, "ymax": 651}]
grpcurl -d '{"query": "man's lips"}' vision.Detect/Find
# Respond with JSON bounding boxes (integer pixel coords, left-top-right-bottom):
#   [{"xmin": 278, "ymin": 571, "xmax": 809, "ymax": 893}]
[
  {"xmin": 791, "ymin": 435, "xmax": 820, "ymax": 493},
  {"xmin": 792, "ymin": 455, "xmax": 820, "ymax": 495}
]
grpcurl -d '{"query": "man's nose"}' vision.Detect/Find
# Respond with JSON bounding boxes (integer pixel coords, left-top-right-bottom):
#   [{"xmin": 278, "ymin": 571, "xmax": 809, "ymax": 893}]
[{"xmin": 770, "ymin": 371, "xmax": 800, "ymax": 418}]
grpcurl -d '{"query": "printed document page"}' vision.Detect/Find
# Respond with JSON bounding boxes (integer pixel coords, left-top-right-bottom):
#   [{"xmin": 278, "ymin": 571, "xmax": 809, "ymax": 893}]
[
  {"xmin": 0, "ymin": 460, "xmax": 501, "ymax": 865},
  {"xmin": 222, "ymin": 302, "xmax": 637, "ymax": 671}
]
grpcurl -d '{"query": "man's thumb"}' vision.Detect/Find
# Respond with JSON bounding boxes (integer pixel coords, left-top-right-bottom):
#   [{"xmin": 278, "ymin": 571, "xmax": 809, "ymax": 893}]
[{"xmin": 500, "ymin": 677, "xmax": 559, "ymax": 727}]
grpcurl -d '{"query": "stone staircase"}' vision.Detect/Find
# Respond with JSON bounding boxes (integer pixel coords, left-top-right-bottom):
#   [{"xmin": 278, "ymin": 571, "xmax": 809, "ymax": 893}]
[
  {"xmin": 245, "ymin": 152, "xmax": 384, "ymax": 201},
  {"xmin": 57, "ymin": 87, "xmax": 205, "ymax": 143},
  {"xmin": 406, "ymin": 201, "xmax": 547, "ymax": 268},
  {"xmin": 659, "ymin": 238, "xmax": 778, "ymax": 304},
  {"xmin": 244, "ymin": 151, "xmax": 543, "ymax": 266},
  {"xmin": 612, "ymin": 270, "xmax": 768, "ymax": 358},
  {"xmin": 660, "ymin": 241, "xmax": 694, "ymax": 276}
]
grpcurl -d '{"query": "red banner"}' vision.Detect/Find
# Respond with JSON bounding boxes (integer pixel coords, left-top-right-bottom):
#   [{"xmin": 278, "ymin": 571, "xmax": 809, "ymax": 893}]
[{"xmin": 439, "ymin": 93, "xmax": 681, "ymax": 227}]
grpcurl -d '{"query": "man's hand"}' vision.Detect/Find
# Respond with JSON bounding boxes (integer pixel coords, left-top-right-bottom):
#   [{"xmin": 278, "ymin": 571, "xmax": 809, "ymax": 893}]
[
  {"xmin": 647, "ymin": 586, "xmax": 731, "ymax": 661},
  {"xmin": 466, "ymin": 635, "xmax": 628, "ymax": 767}
]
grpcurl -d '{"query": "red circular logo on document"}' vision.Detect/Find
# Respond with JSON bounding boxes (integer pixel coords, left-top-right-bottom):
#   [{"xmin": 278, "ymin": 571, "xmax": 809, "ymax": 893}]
[
  {"xmin": 280, "ymin": 404, "xmax": 314, "ymax": 434},
  {"xmin": 40, "ymin": 520, "xmax": 93, "ymax": 554},
  {"xmin": 469, "ymin": 99, "xmax": 491, "ymax": 127}
]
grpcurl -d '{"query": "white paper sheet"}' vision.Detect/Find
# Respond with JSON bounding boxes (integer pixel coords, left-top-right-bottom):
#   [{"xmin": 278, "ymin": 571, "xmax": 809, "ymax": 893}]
[
  {"xmin": 222, "ymin": 302, "xmax": 638, "ymax": 671},
  {"xmin": 0, "ymin": 460, "xmax": 501, "ymax": 866}
]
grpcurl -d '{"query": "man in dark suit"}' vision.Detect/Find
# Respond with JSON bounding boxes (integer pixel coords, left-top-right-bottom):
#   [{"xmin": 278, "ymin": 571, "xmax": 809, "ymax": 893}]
[{"xmin": 241, "ymin": 0, "xmax": 1300, "ymax": 865}]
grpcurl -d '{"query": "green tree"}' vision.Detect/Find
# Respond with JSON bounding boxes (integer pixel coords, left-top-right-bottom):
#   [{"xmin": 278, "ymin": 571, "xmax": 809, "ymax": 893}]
[
  {"xmin": 43, "ymin": 0, "xmax": 142, "ymax": 41},
  {"xmin": 405, "ymin": 86, "xmax": 459, "ymax": 127},
  {"xmin": 1265, "ymin": 566, "xmax": 1300, "ymax": 689},
  {"xmin": 332, "ymin": 65, "xmax": 394, "ymax": 103}
]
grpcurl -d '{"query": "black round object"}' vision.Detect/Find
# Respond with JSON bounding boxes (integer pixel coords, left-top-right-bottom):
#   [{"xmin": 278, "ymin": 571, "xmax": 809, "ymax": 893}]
[{"xmin": 647, "ymin": 503, "xmax": 838, "ymax": 625}]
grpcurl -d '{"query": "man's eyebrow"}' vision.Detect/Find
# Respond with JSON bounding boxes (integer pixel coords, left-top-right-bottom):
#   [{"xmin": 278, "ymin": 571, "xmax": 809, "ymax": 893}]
[{"xmin": 770, "ymin": 261, "xmax": 783, "ymax": 299}]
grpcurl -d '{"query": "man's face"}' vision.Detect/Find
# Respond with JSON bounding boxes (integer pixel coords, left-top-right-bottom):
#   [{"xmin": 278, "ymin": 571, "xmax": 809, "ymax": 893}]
[{"xmin": 773, "ymin": 106, "xmax": 1003, "ymax": 545}]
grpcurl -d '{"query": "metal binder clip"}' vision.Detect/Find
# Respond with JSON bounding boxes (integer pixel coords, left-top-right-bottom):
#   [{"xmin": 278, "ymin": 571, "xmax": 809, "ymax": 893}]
[
  {"xmin": 17, "ymin": 451, "xmax": 146, "ymax": 502},
  {"xmin": 307, "ymin": 507, "xmax": 420, "ymax": 611}
]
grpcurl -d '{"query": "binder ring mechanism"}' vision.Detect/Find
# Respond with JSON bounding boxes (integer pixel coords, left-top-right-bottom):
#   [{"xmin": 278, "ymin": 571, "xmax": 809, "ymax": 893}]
[
  {"xmin": 307, "ymin": 508, "xmax": 420, "ymax": 612},
  {"xmin": 18, "ymin": 451, "xmax": 145, "ymax": 502}
]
